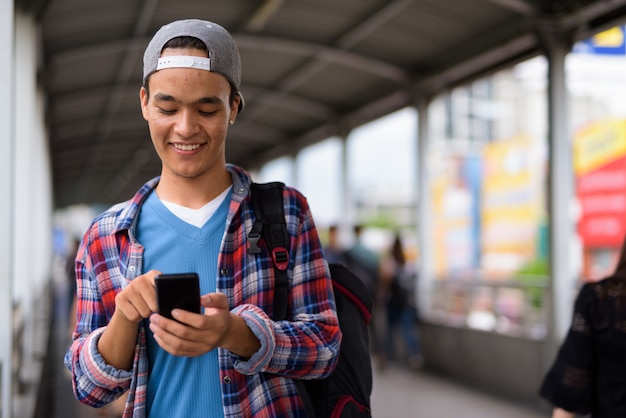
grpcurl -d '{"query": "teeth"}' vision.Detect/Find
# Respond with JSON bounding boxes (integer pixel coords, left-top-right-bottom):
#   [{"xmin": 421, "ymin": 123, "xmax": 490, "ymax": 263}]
[{"xmin": 173, "ymin": 143, "xmax": 201, "ymax": 151}]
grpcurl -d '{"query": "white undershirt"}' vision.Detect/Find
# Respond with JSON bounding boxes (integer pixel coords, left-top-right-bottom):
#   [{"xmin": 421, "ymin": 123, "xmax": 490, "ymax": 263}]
[{"xmin": 160, "ymin": 186, "xmax": 232, "ymax": 228}]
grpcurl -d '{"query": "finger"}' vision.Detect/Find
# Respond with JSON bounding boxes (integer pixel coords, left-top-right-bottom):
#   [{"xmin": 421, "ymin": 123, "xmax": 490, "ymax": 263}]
[
  {"xmin": 151, "ymin": 312, "xmax": 204, "ymax": 341},
  {"xmin": 142, "ymin": 270, "xmax": 161, "ymax": 312},
  {"xmin": 133, "ymin": 270, "xmax": 160, "ymax": 313},
  {"xmin": 115, "ymin": 286, "xmax": 152, "ymax": 322},
  {"xmin": 117, "ymin": 271, "xmax": 161, "ymax": 321},
  {"xmin": 157, "ymin": 337, "xmax": 205, "ymax": 357},
  {"xmin": 171, "ymin": 309, "xmax": 207, "ymax": 328},
  {"xmin": 114, "ymin": 295, "xmax": 145, "ymax": 322},
  {"xmin": 201, "ymin": 292, "xmax": 229, "ymax": 310},
  {"xmin": 149, "ymin": 316, "xmax": 211, "ymax": 356},
  {"xmin": 144, "ymin": 269, "xmax": 161, "ymax": 287},
  {"xmin": 151, "ymin": 329, "xmax": 197, "ymax": 356}
]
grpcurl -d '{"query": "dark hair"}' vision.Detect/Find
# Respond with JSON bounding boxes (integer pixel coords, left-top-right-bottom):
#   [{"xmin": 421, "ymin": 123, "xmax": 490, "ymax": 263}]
[
  {"xmin": 143, "ymin": 36, "xmax": 239, "ymax": 106},
  {"xmin": 163, "ymin": 36, "xmax": 208, "ymax": 51},
  {"xmin": 391, "ymin": 234, "xmax": 406, "ymax": 266},
  {"xmin": 614, "ymin": 237, "xmax": 626, "ymax": 275}
]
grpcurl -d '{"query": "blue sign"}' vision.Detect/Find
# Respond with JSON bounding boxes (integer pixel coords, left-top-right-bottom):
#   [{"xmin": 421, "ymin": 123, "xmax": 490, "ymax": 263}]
[{"xmin": 573, "ymin": 26, "xmax": 626, "ymax": 55}]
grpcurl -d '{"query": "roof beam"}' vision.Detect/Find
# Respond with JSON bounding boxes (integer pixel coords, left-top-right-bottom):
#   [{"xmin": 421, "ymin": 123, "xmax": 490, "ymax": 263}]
[
  {"xmin": 478, "ymin": 0, "xmax": 536, "ymax": 16},
  {"xmin": 246, "ymin": 0, "xmax": 286, "ymax": 32},
  {"xmin": 337, "ymin": 0, "xmax": 416, "ymax": 49},
  {"xmin": 558, "ymin": 0, "xmax": 626, "ymax": 39},
  {"xmin": 236, "ymin": 35, "xmax": 410, "ymax": 85},
  {"xmin": 416, "ymin": 33, "xmax": 537, "ymax": 93}
]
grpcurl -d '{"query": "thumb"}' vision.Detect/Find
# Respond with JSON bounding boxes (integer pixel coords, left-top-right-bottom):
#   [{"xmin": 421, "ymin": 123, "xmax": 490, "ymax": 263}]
[{"xmin": 201, "ymin": 292, "xmax": 229, "ymax": 310}]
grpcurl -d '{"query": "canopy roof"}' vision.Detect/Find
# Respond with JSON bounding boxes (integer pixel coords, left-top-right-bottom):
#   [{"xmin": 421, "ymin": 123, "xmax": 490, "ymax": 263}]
[{"xmin": 24, "ymin": 0, "xmax": 626, "ymax": 208}]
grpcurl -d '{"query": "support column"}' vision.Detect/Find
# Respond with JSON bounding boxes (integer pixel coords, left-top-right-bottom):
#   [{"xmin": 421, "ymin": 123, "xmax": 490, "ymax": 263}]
[
  {"xmin": 0, "ymin": 0, "xmax": 15, "ymax": 417},
  {"xmin": 338, "ymin": 123, "xmax": 352, "ymax": 242},
  {"xmin": 536, "ymin": 22, "xmax": 575, "ymax": 360},
  {"xmin": 415, "ymin": 92, "xmax": 434, "ymax": 317}
]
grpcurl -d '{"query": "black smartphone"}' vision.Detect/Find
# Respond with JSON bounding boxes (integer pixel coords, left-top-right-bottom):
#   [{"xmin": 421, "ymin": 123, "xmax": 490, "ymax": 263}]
[{"xmin": 155, "ymin": 273, "xmax": 201, "ymax": 320}]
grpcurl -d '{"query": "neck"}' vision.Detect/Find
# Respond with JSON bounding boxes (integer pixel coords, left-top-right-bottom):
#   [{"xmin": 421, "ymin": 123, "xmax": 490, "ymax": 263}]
[{"xmin": 156, "ymin": 168, "xmax": 232, "ymax": 209}]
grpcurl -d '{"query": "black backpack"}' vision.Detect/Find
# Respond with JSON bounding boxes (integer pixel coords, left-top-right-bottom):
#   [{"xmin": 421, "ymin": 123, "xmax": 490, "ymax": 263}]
[{"xmin": 248, "ymin": 182, "xmax": 373, "ymax": 418}]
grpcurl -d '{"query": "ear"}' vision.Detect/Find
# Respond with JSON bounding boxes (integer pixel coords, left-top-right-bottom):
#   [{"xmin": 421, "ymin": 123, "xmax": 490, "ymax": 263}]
[
  {"xmin": 229, "ymin": 94, "xmax": 241, "ymax": 121},
  {"xmin": 139, "ymin": 87, "xmax": 149, "ymax": 121}
]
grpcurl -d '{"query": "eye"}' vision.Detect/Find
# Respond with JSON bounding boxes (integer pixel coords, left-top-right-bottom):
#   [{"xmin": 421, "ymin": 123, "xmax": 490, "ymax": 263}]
[
  {"xmin": 157, "ymin": 107, "xmax": 176, "ymax": 115},
  {"xmin": 198, "ymin": 110, "xmax": 218, "ymax": 116}
]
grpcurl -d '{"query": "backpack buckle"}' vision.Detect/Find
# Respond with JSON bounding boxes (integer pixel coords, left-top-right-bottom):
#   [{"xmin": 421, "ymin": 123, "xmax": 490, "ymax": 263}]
[
  {"xmin": 248, "ymin": 231, "xmax": 262, "ymax": 254},
  {"xmin": 272, "ymin": 247, "xmax": 289, "ymax": 270}
]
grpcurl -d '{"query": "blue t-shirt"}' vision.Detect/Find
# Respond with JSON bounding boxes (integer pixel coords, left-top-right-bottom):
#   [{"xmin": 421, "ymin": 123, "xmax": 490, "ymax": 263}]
[{"xmin": 137, "ymin": 190, "xmax": 230, "ymax": 418}]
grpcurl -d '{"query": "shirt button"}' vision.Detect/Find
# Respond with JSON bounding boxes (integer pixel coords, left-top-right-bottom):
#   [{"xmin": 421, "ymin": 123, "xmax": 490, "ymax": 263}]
[
  {"xmin": 220, "ymin": 268, "xmax": 229, "ymax": 276},
  {"xmin": 223, "ymin": 376, "xmax": 231, "ymax": 384},
  {"xmin": 129, "ymin": 265, "xmax": 136, "ymax": 272}
]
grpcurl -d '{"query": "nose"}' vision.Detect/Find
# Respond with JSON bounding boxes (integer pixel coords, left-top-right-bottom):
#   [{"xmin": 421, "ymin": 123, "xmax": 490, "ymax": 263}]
[{"xmin": 174, "ymin": 109, "xmax": 200, "ymax": 138}]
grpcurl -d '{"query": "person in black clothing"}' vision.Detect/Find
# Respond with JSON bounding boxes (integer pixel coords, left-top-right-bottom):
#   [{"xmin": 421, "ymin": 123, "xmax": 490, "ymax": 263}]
[
  {"xmin": 379, "ymin": 233, "xmax": 422, "ymax": 369},
  {"xmin": 540, "ymin": 236, "xmax": 626, "ymax": 417}
]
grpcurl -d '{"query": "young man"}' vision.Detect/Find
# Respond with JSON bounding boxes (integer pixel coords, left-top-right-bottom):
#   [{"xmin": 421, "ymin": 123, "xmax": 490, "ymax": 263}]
[{"xmin": 64, "ymin": 19, "xmax": 341, "ymax": 418}]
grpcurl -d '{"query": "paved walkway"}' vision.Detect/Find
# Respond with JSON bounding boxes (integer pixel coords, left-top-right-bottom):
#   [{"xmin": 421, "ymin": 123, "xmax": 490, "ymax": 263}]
[
  {"xmin": 53, "ymin": 350, "xmax": 550, "ymax": 418},
  {"xmin": 50, "ymin": 280, "xmax": 550, "ymax": 418},
  {"xmin": 371, "ymin": 363, "xmax": 549, "ymax": 418}
]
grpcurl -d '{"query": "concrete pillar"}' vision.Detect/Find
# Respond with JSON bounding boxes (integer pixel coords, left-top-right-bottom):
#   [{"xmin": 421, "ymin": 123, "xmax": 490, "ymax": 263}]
[
  {"xmin": 338, "ymin": 127, "xmax": 352, "ymax": 243},
  {"xmin": 0, "ymin": 1, "xmax": 15, "ymax": 416},
  {"xmin": 536, "ymin": 22, "xmax": 576, "ymax": 361},
  {"xmin": 414, "ymin": 92, "xmax": 434, "ymax": 318}
]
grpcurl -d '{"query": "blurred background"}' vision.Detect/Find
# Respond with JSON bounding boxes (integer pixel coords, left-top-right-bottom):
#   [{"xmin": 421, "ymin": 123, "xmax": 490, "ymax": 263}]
[{"xmin": 4, "ymin": 0, "xmax": 626, "ymax": 417}]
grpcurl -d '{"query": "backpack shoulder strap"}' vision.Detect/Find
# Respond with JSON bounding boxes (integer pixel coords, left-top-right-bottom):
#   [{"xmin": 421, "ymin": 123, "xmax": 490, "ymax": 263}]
[
  {"xmin": 248, "ymin": 182, "xmax": 290, "ymax": 321},
  {"xmin": 248, "ymin": 182, "xmax": 317, "ymax": 417}
]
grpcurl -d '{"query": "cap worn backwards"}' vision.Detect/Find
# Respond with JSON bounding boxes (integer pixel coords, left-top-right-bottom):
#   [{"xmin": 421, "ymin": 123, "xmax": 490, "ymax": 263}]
[{"xmin": 143, "ymin": 19, "xmax": 244, "ymax": 111}]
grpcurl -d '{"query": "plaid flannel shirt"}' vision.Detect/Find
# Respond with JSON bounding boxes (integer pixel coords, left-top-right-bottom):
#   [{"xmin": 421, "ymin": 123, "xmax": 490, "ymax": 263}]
[{"xmin": 64, "ymin": 164, "xmax": 341, "ymax": 417}]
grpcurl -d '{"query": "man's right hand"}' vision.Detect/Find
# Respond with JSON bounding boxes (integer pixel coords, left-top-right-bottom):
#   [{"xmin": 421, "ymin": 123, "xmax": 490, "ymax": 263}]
[
  {"xmin": 114, "ymin": 269, "xmax": 161, "ymax": 322},
  {"xmin": 97, "ymin": 269, "xmax": 161, "ymax": 370}
]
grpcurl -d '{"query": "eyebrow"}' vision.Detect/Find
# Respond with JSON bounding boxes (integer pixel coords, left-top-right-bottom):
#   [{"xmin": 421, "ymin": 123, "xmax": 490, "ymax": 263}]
[{"xmin": 153, "ymin": 93, "xmax": 224, "ymax": 106}]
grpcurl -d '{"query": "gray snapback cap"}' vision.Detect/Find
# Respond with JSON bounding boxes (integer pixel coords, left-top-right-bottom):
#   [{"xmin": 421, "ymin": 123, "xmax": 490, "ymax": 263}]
[{"xmin": 143, "ymin": 19, "xmax": 244, "ymax": 111}]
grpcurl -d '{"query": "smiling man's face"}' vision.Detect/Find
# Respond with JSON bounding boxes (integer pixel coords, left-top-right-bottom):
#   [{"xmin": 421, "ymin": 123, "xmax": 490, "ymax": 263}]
[{"xmin": 140, "ymin": 47, "xmax": 240, "ymax": 182}]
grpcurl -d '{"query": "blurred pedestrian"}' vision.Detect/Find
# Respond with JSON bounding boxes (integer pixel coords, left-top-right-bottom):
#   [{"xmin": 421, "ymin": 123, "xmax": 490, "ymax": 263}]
[
  {"xmin": 344, "ymin": 224, "xmax": 379, "ymax": 298},
  {"xmin": 324, "ymin": 224, "xmax": 346, "ymax": 264},
  {"xmin": 539, "ymin": 235, "xmax": 626, "ymax": 417},
  {"xmin": 343, "ymin": 224, "xmax": 384, "ymax": 364},
  {"xmin": 379, "ymin": 233, "xmax": 422, "ymax": 370}
]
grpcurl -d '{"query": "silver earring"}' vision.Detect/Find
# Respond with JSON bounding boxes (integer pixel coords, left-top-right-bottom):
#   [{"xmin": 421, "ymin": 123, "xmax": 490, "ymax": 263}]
[{"xmin": 229, "ymin": 120, "xmax": 234, "ymax": 125}]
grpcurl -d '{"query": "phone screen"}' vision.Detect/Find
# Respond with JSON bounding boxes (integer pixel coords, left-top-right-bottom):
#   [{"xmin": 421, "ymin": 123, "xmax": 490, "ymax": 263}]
[{"xmin": 155, "ymin": 273, "xmax": 201, "ymax": 319}]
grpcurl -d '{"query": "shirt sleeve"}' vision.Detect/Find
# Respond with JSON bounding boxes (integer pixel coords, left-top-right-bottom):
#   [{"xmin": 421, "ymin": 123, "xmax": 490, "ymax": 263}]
[
  {"xmin": 539, "ymin": 283, "xmax": 595, "ymax": 414},
  {"xmin": 229, "ymin": 187, "xmax": 342, "ymax": 380},
  {"xmin": 229, "ymin": 304, "xmax": 276, "ymax": 374},
  {"xmin": 64, "ymin": 235, "xmax": 134, "ymax": 407}
]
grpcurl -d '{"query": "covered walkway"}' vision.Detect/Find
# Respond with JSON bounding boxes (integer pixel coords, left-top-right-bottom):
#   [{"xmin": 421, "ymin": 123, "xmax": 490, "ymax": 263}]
[{"xmin": 5, "ymin": 1, "xmax": 626, "ymax": 417}]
